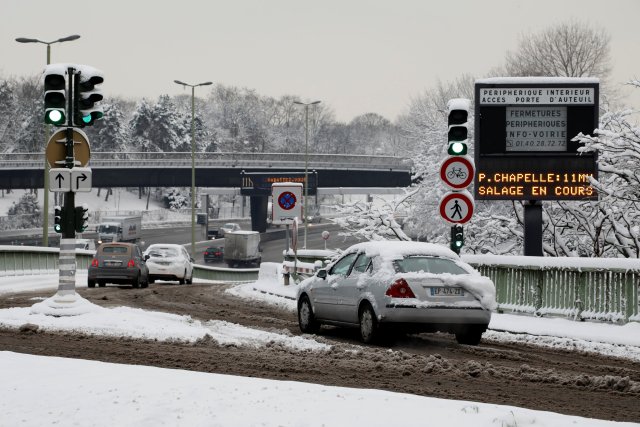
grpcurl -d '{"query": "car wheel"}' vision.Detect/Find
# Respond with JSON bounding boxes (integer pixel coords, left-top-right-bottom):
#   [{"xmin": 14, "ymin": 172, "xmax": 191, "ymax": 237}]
[
  {"xmin": 132, "ymin": 274, "xmax": 140, "ymax": 289},
  {"xmin": 141, "ymin": 277, "xmax": 149, "ymax": 288},
  {"xmin": 186, "ymin": 271, "xmax": 193, "ymax": 284},
  {"xmin": 179, "ymin": 270, "xmax": 186, "ymax": 285},
  {"xmin": 98, "ymin": 281, "xmax": 106, "ymax": 288},
  {"xmin": 298, "ymin": 295, "xmax": 320, "ymax": 334},
  {"xmin": 149, "ymin": 277, "xmax": 155, "ymax": 284},
  {"xmin": 455, "ymin": 325, "xmax": 486, "ymax": 346},
  {"xmin": 88, "ymin": 280, "xmax": 95, "ymax": 288},
  {"xmin": 359, "ymin": 303, "xmax": 382, "ymax": 344}
]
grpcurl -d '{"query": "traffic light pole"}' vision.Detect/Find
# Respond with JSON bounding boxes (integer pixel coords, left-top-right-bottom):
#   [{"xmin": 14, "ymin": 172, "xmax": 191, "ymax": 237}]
[{"xmin": 57, "ymin": 68, "xmax": 78, "ymax": 297}]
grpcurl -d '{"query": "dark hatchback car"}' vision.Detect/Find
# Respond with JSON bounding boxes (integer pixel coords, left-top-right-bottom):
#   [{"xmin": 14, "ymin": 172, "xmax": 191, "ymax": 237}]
[
  {"xmin": 88, "ymin": 243, "xmax": 149, "ymax": 288},
  {"xmin": 204, "ymin": 245, "xmax": 224, "ymax": 263}
]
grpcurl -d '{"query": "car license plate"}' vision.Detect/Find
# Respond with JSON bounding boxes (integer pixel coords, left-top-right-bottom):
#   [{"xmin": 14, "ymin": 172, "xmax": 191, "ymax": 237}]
[
  {"xmin": 430, "ymin": 287, "xmax": 464, "ymax": 296},
  {"xmin": 104, "ymin": 260, "xmax": 121, "ymax": 267}
]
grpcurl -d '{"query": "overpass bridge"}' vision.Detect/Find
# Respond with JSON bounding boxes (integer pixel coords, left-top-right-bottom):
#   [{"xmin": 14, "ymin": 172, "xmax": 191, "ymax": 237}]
[
  {"xmin": 0, "ymin": 152, "xmax": 413, "ymax": 231},
  {"xmin": 0, "ymin": 152, "xmax": 412, "ymax": 188}
]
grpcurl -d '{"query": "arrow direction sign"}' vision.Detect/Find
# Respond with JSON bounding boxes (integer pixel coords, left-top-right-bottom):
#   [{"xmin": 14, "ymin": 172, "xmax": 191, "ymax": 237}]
[
  {"xmin": 71, "ymin": 167, "xmax": 92, "ymax": 192},
  {"xmin": 49, "ymin": 169, "xmax": 71, "ymax": 192}
]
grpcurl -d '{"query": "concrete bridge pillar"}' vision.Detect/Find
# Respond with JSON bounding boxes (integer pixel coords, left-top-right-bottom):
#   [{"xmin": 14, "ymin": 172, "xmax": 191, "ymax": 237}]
[{"xmin": 250, "ymin": 196, "xmax": 268, "ymax": 232}]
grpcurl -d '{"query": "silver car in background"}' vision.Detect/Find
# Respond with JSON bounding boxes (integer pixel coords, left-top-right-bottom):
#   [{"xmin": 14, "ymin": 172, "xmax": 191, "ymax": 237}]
[
  {"xmin": 144, "ymin": 244, "xmax": 194, "ymax": 285},
  {"xmin": 296, "ymin": 241, "xmax": 496, "ymax": 345}
]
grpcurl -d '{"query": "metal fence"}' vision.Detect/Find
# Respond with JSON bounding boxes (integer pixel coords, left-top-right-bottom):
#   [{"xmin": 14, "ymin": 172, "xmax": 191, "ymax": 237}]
[
  {"xmin": 1, "ymin": 246, "xmax": 638, "ymax": 323},
  {"xmin": 0, "ymin": 246, "xmax": 93, "ymax": 275},
  {"xmin": 0, "ymin": 246, "xmax": 258, "ymax": 283},
  {"xmin": 464, "ymin": 255, "xmax": 640, "ymax": 323},
  {"xmin": 0, "ymin": 152, "xmax": 412, "ymax": 171}
]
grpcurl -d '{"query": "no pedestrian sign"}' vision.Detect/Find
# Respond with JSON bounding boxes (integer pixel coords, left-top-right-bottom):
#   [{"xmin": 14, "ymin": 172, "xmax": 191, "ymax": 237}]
[{"xmin": 439, "ymin": 191, "xmax": 474, "ymax": 224}]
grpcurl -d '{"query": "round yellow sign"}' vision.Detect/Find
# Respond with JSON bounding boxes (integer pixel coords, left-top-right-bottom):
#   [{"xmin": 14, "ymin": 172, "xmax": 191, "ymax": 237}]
[{"xmin": 45, "ymin": 128, "xmax": 91, "ymax": 168}]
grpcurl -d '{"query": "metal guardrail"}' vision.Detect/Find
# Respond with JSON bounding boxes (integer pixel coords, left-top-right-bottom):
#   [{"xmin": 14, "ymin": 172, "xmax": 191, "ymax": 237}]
[
  {"xmin": 2, "ymin": 246, "xmax": 638, "ymax": 323},
  {"xmin": 0, "ymin": 245, "xmax": 257, "ymax": 283},
  {"xmin": 0, "ymin": 152, "xmax": 412, "ymax": 171},
  {"xmin": 194, "ymin": 265, "xmax": 258, "ymax": 283},
  {"xmin": 464, "ymin": 255, "xmax": 640, "ymax": 323},
  {"xmin": 0, "ymin": 246, "xmax": 93, "ymax": 275}
]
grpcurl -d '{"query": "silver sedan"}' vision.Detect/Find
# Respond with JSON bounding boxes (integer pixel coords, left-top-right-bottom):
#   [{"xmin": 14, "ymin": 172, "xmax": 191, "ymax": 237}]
[{"xmin": 296, "ymin": 241, "xmax": 496, "ymax": 345}]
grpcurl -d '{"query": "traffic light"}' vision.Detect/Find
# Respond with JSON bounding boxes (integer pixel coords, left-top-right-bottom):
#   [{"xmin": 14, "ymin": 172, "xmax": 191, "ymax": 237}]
[
  {"xmin": 74, "ymin": 204, "xmax": 89, "ymax": 233},
  {"xmin": 447, "ymin": 98, "xmax": 470, "ymax": 156},
  {"xmin": 73, "ymin": 66, "xmax": 104, "ymax": 127},
  {"xmin": 43, "ymin": 67, "xmax": 67, "ymax": 126},
  {"xmin": 450, "ymin": 225, "xmax": 464, "ymax": 254},
  {"xmin": 53, "ymin": 205, "xmax": 63, "ymax": 233}
]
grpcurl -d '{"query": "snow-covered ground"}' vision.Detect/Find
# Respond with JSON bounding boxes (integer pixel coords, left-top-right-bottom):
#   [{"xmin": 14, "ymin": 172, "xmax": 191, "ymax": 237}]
[{"xmin": 0, "ymin": 265, "xmax": 639, "ymax": 426}]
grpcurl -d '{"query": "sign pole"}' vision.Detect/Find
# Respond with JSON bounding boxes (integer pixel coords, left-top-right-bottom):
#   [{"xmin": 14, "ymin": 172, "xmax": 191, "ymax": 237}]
[
  {"xmin": 524, "ymin": 201, "xmax": 543, "ymax": 256},
  {"xmin": 57, "ymin": 69, "xmax": 78, "ymax": 297}
]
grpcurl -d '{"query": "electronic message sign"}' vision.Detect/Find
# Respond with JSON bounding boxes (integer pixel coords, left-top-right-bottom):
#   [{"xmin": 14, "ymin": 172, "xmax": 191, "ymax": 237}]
[
  {"xmin": 240, "ymin": 171, "xmax": 318, "ymax": 196},
  {"xmin": 474, "ymin": 78, "xmax": 599, "ymax": 201}
]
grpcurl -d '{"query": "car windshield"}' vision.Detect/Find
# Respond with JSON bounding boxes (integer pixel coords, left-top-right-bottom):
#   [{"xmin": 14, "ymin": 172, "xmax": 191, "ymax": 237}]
[
  {"xmin": 222, "ymin": 224, "xmax": 236, "ymax": 229},
  {"xmin": 394, "ymin": 256, "xmax": 468, "ymax": 275},
  {"xmin": 98, "ymin": 225, "xmax": 119, "ymax": 233},
  {"xmin": 147, "ymin": 248, "xmax": 180, "ymax": 258}
]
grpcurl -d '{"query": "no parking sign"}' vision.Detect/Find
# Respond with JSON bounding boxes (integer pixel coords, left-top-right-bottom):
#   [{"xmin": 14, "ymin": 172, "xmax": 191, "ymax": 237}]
[{"xmin": 272, "ymin": 182, "xmax": 303, "ymax": 225}]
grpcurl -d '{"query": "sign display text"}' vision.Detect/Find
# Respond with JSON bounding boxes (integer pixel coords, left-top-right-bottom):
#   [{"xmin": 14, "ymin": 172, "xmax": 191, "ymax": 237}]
[{"xmin": 240, "ymin": 171, "xmax": 317, "ymax": 196}]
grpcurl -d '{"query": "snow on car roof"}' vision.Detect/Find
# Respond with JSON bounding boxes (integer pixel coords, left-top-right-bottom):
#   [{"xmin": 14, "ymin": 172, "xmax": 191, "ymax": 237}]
[
  {"xmin": 146, "ymin": 244, "xmax": 182, "ymax": 249},
  {"xmin": 348, "ymin": 241, "xmax": 459, "ymax": 261}
]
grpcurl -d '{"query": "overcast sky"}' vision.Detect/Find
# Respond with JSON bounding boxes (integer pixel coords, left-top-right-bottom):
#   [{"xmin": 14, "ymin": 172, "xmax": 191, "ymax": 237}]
[{"xmin": 2, "ymin": 0, "xmax": 639, "ymax": 122}]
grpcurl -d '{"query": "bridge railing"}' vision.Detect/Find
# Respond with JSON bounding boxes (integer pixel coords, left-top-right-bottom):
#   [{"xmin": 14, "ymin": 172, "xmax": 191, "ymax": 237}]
[
  {"xmin": 0, "ymin": 246, "xmax": 258, "ymax": 283},
  {"xmin": 0, "ymin": 152, "xmax": 412, "ymax": 171},
  {"xmin": 464, "ymin": 255, "xmax": 640, "ymax": 323},
  {"xmin": 3, "ymin": 246, "xmax": 637, "ymax": 323},
  {"xmin": 0, "ymin": 246, "xmax": 93, "ymax": 275}
]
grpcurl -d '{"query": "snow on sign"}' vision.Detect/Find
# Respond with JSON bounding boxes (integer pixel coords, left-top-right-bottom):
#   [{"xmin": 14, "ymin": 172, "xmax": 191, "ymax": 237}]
[
  {"xmin": 439, "ymin": 191, "xmax": 474, "ymax": 224},
  {"xmin": 272, "ymin": 182, "xmax": 303, "ymax": 225},
  {"xmin": 440, "ymin": 156, "xmax": 474, "ymax": 190}
]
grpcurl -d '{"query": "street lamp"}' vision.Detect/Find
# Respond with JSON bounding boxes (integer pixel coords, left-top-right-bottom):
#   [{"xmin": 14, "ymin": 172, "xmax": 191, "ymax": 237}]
[
  {"xmin": 16, "ymin": 34, "xmax": 81, "ymax": 247},
  {"xmin": 293, "ymin": 100, "xmax": 321, "ymax": 248},
  {"xmin": 174, "ymin": 80, "xmax": 213, "ymax": 257}
]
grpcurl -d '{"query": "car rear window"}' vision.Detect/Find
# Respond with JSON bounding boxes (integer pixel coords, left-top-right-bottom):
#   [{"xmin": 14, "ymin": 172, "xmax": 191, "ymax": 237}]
[
  {"xmin": 394, "ymin": 256, "xmax": 467, "ymax": 275},
  {"xmin": 148, "ymin": 248, "xmax": 179, "ymax": 257},
  {"xmin": 101, "ymin": 246, "xmax": 129, "ymax": 254}
]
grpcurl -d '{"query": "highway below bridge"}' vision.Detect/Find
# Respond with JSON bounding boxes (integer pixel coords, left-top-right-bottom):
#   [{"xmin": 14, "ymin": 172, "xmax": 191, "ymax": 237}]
[{"xmin": 0, "ymin": 152, "xmax": 413, "ymax": 232}]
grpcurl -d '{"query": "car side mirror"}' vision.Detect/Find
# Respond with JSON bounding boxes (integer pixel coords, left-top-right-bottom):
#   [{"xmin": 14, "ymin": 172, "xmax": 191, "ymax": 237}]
[
  {"xmin": 144, "ymin": 255, "xmax": 150, "ymax": 261},
  {"xmin": 316, "ymin": 269, "xmax": 327, "ymax": 279}
]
